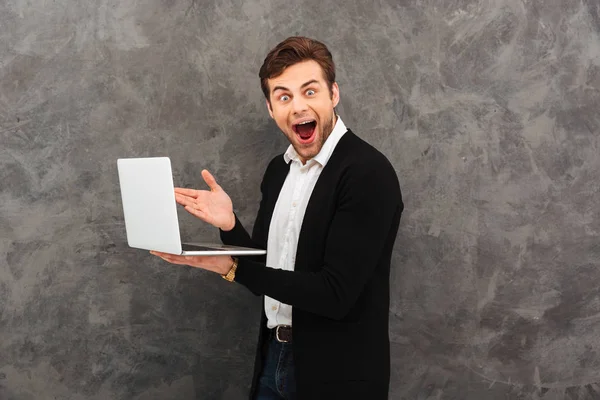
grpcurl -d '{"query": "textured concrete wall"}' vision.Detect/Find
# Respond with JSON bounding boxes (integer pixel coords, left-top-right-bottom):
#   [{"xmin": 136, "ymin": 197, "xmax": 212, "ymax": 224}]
[{"xmin": 1, "ymin": 0, "xmax": 599, "ymax": 399}]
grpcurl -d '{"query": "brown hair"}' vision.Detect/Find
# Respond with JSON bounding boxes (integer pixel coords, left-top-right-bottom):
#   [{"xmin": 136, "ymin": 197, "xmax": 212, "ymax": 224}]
[{"xmin": 259, "ymin": 36, "xmax": 336, "ymax": 101}]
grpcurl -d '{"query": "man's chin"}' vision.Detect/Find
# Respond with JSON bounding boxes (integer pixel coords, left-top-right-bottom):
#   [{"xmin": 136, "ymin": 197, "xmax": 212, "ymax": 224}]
[{"xmin": 292, "ymin": 146, "xmax": 317, "ymax": 162}]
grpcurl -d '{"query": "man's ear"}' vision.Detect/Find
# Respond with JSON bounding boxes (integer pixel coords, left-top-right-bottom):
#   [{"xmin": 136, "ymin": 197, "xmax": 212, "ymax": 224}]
[
  {"xmin": 331, "ymin": 82, "xmax": 340, "ymax": 108},
  {"xmin": 266, "ymin": 99, "xmax": 274, "ymax": 119}
]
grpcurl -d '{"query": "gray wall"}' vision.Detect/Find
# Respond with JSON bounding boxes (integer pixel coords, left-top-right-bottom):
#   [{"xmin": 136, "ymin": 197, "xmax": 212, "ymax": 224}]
[{"xmin": 1, "ymin": 0, "xmax": 599, "ymax": 399}]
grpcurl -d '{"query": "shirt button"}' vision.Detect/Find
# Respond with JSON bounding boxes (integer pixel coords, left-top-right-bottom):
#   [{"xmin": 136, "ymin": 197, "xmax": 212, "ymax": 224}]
[
  {"xmin": 292, "ymin": 202, "xmax": 297, "ymax": 207},
  {"xmin": 272, "ymin": 305, "xmax": 277, "ymax": 311}
]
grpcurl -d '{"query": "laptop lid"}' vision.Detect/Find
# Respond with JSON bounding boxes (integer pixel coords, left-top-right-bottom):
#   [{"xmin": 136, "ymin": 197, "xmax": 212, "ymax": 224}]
[{"xmin": 117, "ymin": 157, "xmax": 183, "ymax": 254}]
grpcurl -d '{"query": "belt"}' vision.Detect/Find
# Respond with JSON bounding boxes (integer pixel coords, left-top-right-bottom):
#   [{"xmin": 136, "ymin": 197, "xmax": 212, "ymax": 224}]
[{"xmin": 270, "ymin": 325, "xmax": 292, "ymax": 343}]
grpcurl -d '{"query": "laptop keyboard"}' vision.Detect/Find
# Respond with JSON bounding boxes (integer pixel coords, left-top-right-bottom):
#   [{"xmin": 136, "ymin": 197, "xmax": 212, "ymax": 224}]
[{"xmin": 181, "ymin": 244, "xmax": 221, "ymax": 251}]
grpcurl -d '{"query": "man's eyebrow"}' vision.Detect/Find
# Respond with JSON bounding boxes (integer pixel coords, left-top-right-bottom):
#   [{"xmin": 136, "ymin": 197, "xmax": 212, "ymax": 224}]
[
  {"xmin": 271, "ymin": 79, "xmax": 321, "ymax": 94},
  {"xmin": 300, "ymin": 79, "xmax": 320, "ymax": 89},
  {"xmin": 271, "ymin": 85, "xmax": 289, "ymax": 93}
]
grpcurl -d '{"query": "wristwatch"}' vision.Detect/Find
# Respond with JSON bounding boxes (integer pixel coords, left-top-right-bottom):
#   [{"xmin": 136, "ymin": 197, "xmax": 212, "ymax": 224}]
[{"xmin": 221, "ymin": 257, "xmax": 238, "ymax": 282}]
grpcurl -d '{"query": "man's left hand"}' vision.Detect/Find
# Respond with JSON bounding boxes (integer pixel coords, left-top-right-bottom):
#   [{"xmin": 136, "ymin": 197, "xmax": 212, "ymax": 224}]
[{"xmin": 150, "ymin": 251, "xmax": 233, "ymax": 275}]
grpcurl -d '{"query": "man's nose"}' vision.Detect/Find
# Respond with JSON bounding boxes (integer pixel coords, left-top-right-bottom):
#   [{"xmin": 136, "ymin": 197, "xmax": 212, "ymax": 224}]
[{"xmin": 291, "ymin": 97, "xmax": 308, "ymax": 113}]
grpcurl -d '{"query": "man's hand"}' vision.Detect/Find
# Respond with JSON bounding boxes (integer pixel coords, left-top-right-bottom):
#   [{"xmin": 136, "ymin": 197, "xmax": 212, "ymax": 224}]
[
  {"xmin": 150, "ymin": 251, "xmax": 233, "ymax": 275},
  {"xmin": 175, "ymin": 169, "xmax": 236, "ymax": 231}
]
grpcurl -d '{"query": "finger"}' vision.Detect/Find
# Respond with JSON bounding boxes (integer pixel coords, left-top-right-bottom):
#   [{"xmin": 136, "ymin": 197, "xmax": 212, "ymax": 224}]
[
  {"xmin": 159, "ymin": 253, "xmax": 214, "ymax": 270},
  {"xmin": 158, "ymin": 254, "xmax": 190, "ymax": 265},
  {"xmin": 174, "ymin": 187, "xmax": 199, "ymax": 198},
  {"xmin": 150, "ymin": 250, "xmax": 174, "ymax": 260},
  {"xmin": 175, "ymin": 193, "xmax": 199, "ymax": 207},
  {"xmin": 202, "ymin": 169, "xmax": 221, "ymax": 192},
  {"xmin": 150, "ymin": 251, "xmax": 170, "ymax": 258},
  {"xmin": 151, "ymin": 251, "xmax": 185, "ymax": 262}
]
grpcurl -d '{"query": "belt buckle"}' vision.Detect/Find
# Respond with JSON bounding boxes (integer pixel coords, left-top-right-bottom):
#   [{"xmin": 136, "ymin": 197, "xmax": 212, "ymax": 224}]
[{"xmin": 275, "ymin": 325, "xmax": 290, "ymax": 343}]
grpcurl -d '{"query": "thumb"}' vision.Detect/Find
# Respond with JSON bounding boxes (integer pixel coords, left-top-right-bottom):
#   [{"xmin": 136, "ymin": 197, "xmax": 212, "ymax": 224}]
[{"xmin": 201, "ymin": 169, "xmax": 220, "ymax": 191}]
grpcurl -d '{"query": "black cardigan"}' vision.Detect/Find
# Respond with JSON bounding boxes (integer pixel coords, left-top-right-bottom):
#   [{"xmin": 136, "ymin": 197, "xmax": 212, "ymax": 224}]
[{"xmin": 220, "ymin": 130, "xmax": 403, "ymax": 399}]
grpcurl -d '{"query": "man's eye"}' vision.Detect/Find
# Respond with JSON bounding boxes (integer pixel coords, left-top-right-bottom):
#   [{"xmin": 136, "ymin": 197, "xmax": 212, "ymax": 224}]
[
  {"xmin": 280, "ymin": 95, "xmax": 290, "ymax": 101},
  {"xmin": 306, "ymin": 89, "xmax": 315, "ymax": 96}
]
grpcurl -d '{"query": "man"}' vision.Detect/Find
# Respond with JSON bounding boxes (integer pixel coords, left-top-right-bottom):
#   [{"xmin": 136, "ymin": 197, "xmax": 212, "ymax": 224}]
[{"xmin": 151, "ymin": 37, "xmax": 403, "ymax": 400}]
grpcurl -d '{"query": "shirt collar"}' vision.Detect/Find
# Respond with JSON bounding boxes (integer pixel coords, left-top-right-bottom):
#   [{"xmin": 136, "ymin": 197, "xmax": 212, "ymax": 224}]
[{"xmin": 283, "ymin": 116, "xmax": 347, "ymax": 166}]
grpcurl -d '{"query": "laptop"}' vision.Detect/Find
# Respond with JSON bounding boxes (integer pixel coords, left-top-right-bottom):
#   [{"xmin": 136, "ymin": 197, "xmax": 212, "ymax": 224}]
[{"xmin": 117, "ymin": 157, "xmax": 266, "ymax": 256}]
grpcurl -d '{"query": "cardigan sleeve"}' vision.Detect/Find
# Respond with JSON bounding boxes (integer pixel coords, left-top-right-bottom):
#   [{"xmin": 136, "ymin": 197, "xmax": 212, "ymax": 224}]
[
  {"xmin": 232, "ymin": 160, "xmax": 402, "ymax": 320},
  {"xmin": 219, "ymin": 214, "xmax": 258, "ymax": 249}
]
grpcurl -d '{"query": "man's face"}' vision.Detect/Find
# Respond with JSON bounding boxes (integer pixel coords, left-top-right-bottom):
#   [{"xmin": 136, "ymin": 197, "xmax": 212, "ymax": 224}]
[{"xmin": 266, "ymin": 60, "xmax": 340, "ymax": 164}]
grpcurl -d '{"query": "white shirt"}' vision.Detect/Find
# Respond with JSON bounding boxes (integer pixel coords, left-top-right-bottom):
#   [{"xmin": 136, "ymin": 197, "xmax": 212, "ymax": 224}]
[{"xmin": 264, "ymin": 117, "xmax": 347, "ymax": 329}]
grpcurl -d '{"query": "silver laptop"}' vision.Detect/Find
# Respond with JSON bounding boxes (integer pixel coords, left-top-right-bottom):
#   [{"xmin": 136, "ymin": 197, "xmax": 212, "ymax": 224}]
[{"xmin": 117, "ymin": 157, "xmax": 266, "ymax": 256}]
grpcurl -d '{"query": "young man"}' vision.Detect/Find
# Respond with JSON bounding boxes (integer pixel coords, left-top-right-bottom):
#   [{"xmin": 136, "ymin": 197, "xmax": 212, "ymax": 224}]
[{"xmin": 152, "ymin": 37, "xmax": 403, "ymax": 400}]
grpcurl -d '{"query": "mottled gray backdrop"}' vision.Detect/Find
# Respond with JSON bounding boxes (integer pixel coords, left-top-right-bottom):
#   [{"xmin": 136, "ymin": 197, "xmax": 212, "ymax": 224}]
[{"xmin": 1, "ymin": 0, "xmax": 599, "ymax": 399}]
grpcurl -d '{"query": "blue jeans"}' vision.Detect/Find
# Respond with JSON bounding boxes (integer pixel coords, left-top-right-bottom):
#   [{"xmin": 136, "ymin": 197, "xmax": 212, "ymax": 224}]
[{"xmin": 254, "ymin": 331, "xmax": 297, "ymax": 400}]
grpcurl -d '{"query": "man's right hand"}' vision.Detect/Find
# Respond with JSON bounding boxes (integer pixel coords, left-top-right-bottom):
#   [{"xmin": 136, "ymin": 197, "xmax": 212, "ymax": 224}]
[{"xmin": 174, "ymin": 170, "xmax": 236, "ymax": 231}]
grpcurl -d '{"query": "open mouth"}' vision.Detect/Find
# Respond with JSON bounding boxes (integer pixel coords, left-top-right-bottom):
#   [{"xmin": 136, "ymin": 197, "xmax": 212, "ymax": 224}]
[{"xmin": 292, "ymin": 120, "xmax": 317, "ymax": 143}]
